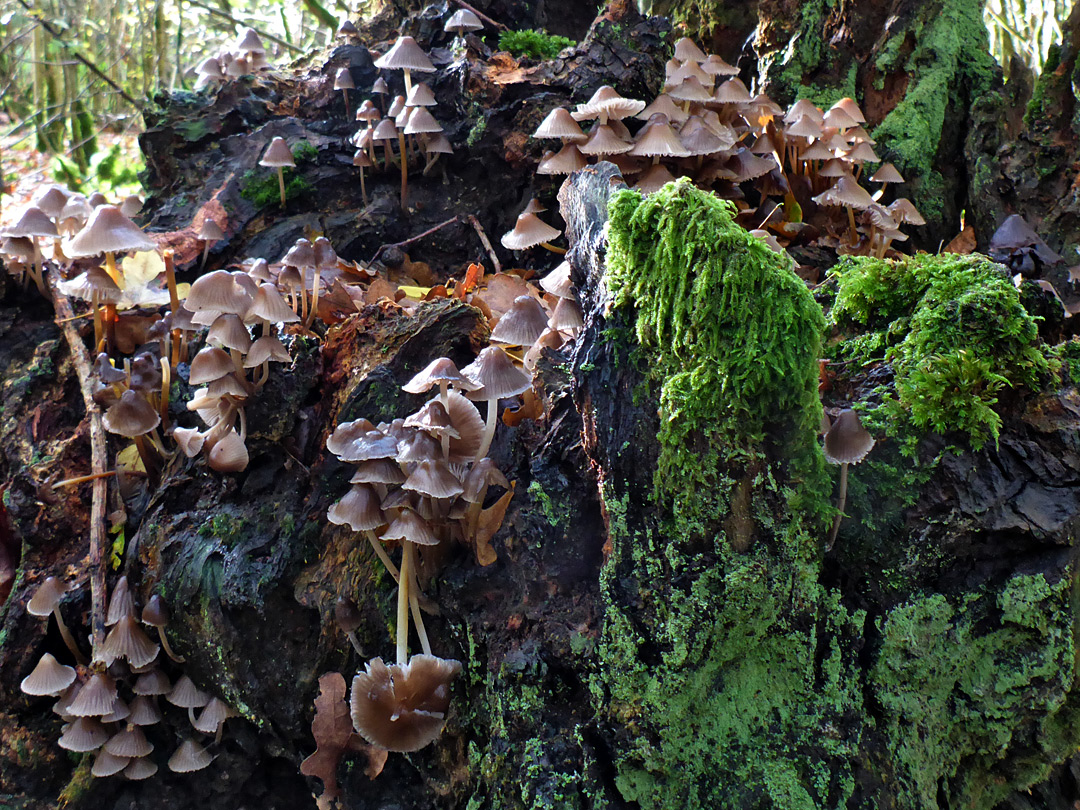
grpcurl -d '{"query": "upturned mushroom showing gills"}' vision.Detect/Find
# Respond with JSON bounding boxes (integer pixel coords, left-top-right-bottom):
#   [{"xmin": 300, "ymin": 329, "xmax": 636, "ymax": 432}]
[
  {"xmin": 259, "ymin": 137, "xmax": 295, "ymax": 207},
  {"xmin": 350, "ymin": 654, "xmax": 461, "ymax": 752},
  {"xmin": 28, "ymin": 576, "xmax": 86, "ymax": 664},
  {"xmin": 823, "ymin": 409, "xmax": 875, "ymax": 550}
]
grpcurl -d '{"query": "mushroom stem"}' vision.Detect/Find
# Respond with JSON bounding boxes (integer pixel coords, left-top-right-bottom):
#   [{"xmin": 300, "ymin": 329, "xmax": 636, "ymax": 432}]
[
  {"xmin": 538, "ymin": 242, "xmax": 566, "ymax": 255},
  {"xmin": 92, "ymin": 291, "xmax": 104, "ymax": 353},
  {"xmin": 29, "ymin": 238, "xmax": 45, "ymax": 296},
  {"xmin": 396, "ymin": 540, "xmax": 412, "ymax": 664},
  {"xmin": 407, "ymin": 544, "xmax": 431, "ymax": 656},
  {"xmin": 464, "ymin": 482, "xmax": 490, "ymax": 542},
  {"xmin": 157, "ymin": 627, "xmax": 185, "ymax": 663},
  {"xmin": 342, "ymin": 88, "xmax": 351, "ymax": 119},
  {"xmin": 363, "ymin": 529, "xmax": 400, "ymax": 583},
  {"xmin": 164, "ymin": 250, "xmax": 180, "ymax": 313},
  {"xmin": 159, "ymin": 357, "xmax": 171, "ymax": 430},
  {"xmin": 52, "ymin": 606, "xmax": 88, "ymax": 665},
  {"xmin": 845, "ymin": 206, "xmax": 858, "ymax": 246},
  {"xmin": 276, "ymin": 166, "xmax": 286, "ymax": 207},
  {"xmin": 200, "ymin": 241, "xmax": 210, "ymax": 270},
  {"xmin": 826, "ymin": 462, "xmax": 849, "ymax": 551},
  {"xmin": 398, "ymin": 131, "xmax": 408, "ymax": 210},
  {"xmin": 133, "ymin": 434, "xmax": 161, "ymax": 485},
  {"xmin": 104, "ymin": 251, "xmax": 119, "ymax": 353},
  {"xmin": 403, "ymin": 68, "xmax": 413, "ymax": 96},
  {"xmin": 304, "ymin": 267, "xmax": 321, "ymax": 330},
  {"xmin": 359, "ymin": 166, "xmax": 368, "ymax": 206},
  {"xmin": 475, "ymin": 397, "xmax": 499, "ymax": 462},
  {"xmin": 345, "ymin": 629, "xmax": 364, "ymax": 656},
  {"xmin": 439, "ymin": 381, "xmax": 450, "ymax": 460}
]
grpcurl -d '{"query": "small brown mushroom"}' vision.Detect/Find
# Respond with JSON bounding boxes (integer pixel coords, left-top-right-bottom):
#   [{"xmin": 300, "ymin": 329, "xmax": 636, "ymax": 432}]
[
  {"xmin": 27, "ymin": 577, "xmax": 86, "ymax": 664},
  {"xmin": 823, "ymin": 409, "xmax": 875, "ymax": 550},
  {"xmin": 142, "ymin": 594, "xmax": 185, "ymax": 662},
  {"xmin": 259, "ymin": 137, "xmax": 296, "ymax": 207}
]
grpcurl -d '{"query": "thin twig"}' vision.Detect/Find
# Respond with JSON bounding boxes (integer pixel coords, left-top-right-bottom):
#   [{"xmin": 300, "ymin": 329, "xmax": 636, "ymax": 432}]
[
  {"xmin": 467, "ymin": 215, "xmax": 501, "ymax": 274},
  {"xmin": 47, "ymin": 273, "xmax": 108, "ymax": 658},
  {"xmin": 369, "ymin": 215, "xmax": 461, "ymax": 264},
  {"xmin": 452, "ymin": 0, "xmax": 507, "ymax": 31}
]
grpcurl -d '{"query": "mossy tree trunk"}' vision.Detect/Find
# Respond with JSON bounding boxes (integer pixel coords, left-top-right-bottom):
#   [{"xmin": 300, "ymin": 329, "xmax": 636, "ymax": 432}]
[{"xmin": 653, "ymin": 0, "xmax": 1000, "ymax": 248}]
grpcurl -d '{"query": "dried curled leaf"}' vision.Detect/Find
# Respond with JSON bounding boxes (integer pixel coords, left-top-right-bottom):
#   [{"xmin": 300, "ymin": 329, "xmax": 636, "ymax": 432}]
[
  {"xmin": 300, "ymin": 672, "xmax": 354, "ymax": 804},
  {"xmin": 474, "ymin": 483, "xmax": 515, "ymax": 566}
]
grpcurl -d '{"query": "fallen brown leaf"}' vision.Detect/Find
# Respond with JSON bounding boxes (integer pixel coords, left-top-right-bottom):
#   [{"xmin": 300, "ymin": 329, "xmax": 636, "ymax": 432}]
[
  {"xmin": 944, "ymin": 225, "xmax": 976, "ymax": 255},
  {"xmin": 300, "ymin": 672, "xmax": 354, "ymax": 804}
]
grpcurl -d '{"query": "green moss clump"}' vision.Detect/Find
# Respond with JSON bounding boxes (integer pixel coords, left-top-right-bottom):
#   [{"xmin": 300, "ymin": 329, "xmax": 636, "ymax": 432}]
[
  {"xmin": 606, "ymin": 179, "xmax": 828, "ymax": 535},
  {"xmin": 830, "ymin": 253, "xmax": 1050, "ymax": 449},
  {"xmin": 239, "ymin": 167, "xmax": 313, "ymax": 208},
  {"xmin": 292, "ymin": 140, "xmax": 318, "ymax": 163},
  {"xmin": 498, "ymin": 29, "xmax": 575, "ymax": 60}
]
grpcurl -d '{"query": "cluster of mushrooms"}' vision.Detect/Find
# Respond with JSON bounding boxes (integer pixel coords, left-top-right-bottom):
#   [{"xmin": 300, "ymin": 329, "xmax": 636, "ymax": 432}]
[
  {"xmin": 530, "ymin": 37, "xmax": 925, "ymax": 257},
  {"xmin": 194, "ymin": 28, "xmax": 273, "ymax": 90},
  {"xmin": 346, "ymin": 34, "xmax": 453, "ymax": 209},
  {"xmin": 327, "ymin": 351, "xmax": 527, "ymax": 751},
  {"xmin": 20, "ymin": 575, "xmax": 235, "ymax": 779}
]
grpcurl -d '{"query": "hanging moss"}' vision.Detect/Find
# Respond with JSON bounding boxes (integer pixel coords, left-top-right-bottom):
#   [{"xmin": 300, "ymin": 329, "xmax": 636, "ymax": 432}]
[
  {"xmin": 829, "ymin": 253, "xmax": 1050, "ymax": 450},
  {"xmin": 605, "ymin": 178, "xmax": 828, "ymax": 536}
]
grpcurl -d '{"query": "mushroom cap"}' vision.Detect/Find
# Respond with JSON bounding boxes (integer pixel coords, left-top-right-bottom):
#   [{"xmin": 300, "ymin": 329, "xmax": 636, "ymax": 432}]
[
  {"xmin": 101, "ymin": 615, "xmax": 160, "ymax": 668},
  {"xmin": 373, "ymin": 118, "xmax": 399, "ymax": 141},
  {"xmin": 786, "ymin": 114, "xmax": 823, "ymax": 140},
  {"xmin": 888, "ymin": 198, "xmax": 926, "ymax": 226},
  {"xmin": 21, "ymin": 653, "xmax": 77, "ymax": 696},
  {"xmin": 167, "ymin": 675, "xmax": 209, "ymax": 709},
  {"xmin": 183, "ymin": 269, "xmax": 253, "ymax": 315},
  {"xmin": 491, "ymin": 295, "xmax": 550, "ymax": 346},
  {"xmin": 701, "ymin": 53, "xmax": 739, "ymax": 77},
  {"xmin": 844, "ymin": 141, "xmax": 880, "ymax": 163},
  {"xmin": 189, "ymin": 346, "xmax": 235, "ymax": 385},
  {"xmin": 104, "ymin": 390, "xmax": 161, "ymax": 437},
  {"xmin": 350, "ymin": 654, "xmax": 462, "ymax": 752},
  {"xmin": 127, "ymin": 695, "xmax": 163, "ymax": 727},
  {"xmin": 445, "ymin": 8, "xmax": 483, "ymax": 33},
  {"xmin": 666, "ymin": 75, "xmax": 713, "ymax": 103},
  {"xmin": 870, "ymin": 162, "xmax": 905, "ymax": 184},
  {"xmin": 105, "ymin": 725, "xmax": 154, "ymax": 758},
  {"xmin": 532, "ymin": 108, "xmax": 586, "ymax": 142},
  {"xmin": 403, "ymin": 459, "xmax": 465, "ymax": 499},
  {"xmin": 248, "ymin": 282, "xmax": 301, "ymax": 323},
  {"xmin": 234, "ymin": 27, "xmax": 266, "ymax": 54},
  {"xmin": 500, "ymin": 213, "xmax": 561, "ymax": 250},
  {"xmin": 331, "ymin": 426, "xmax": 400, "ymax": 463},
  {"xmin": 404, "ymin": 107, "xmax": 443, "ymax": 135},
  {"xmin": 784, "ymin": 98, "xmax": 823, "ymax": 124},
  {"xmin": 58, "ymin": 716, "xmax": 109, "ymax": 751},
  {"xmin": 632, "ymin": 164, "xmax": 677, "ymax": 196},
  {"xmin": 713, "ymin": 77, "xmax": 751, "ymax": 104},
  {"xmin": 823, "ymin": 409, "xmax": 875, "ymax": 465},
  {"xmin": 372, "ymin": 77, "xmax": 389, "ymax": 94},
  {"xmin": 67, "ymin": 205, "xmax": 156, "ymax": 257},
  {"xmin": 536, "ymin": 143, "xmax": 587, "ymax": 175},
  {"xmin": 383, "ymin": 507, "xmax": 440, "ymax": 545},
  {"xmin": 208, "ymin": 430, "xmax": 249, "ymax": 472},
  {"xmin": 349, "ymin": 458, "xmax": 408, "ymax": 486},
  {"xmin": 406, "ymin": 82, "xmax": 437, "ymax": 107},
  {"xmin": 27, "ymin": 576, "xmax": 67, "ymax": 616},
  {"xmin": 245, "ymin": 335, "xmax": 292, "ymax": 367},
  {"xmin": 32, "ymin": 185, "xmax": 70, "ymax": 219},
  {"xmin": 628, "ymin": 115, "xmax": 690, "ymax": 159},
  {"xmin": 208, "ymin": 313, "xmax": 252, "ymax": 353},
  {"xmin": 334, "ymin": 67, "xmax": 356, "ymax": 91},
  {"xmin": 328, "ymin": 484, "xmax": 385, "ymax": 532},
  {"xmin": 540, "ymin": 261, "xmax": 574, "ymax": 298},
  {"xmin": 259, "ymin": 137, "xmax": 295, "ymax": 168},
  {"xmin": 813, "ymin": 174, "xmax": 875, "ymax": 210},
  {"xmin": 132, "ymin": 669, "xmax": 172, "ymax": 696},
  {"xmin": 462, "ymin": 457, "xmax": 511, "ymax": 501},
  {"xmin": 423, "ymin": 133, "xmax": 453, "ymax": 155},
  {"xmin": 673, "ymin": 37, "xmax": 707, "ymax": 62},
  {"xmin": 578, "ymin": 124, "xmax": 633, "ymax": 157},
  {"xmin": 337, "ymin": 19, "xmax": 359, "ymax": 37},
  {"xmin": 404, "ymin": 399, "xmax": 460, "ymax": 439},
  {"xmin": 198, "ymin": 219, "xmax": 224, "ymax": 241},
  {"xmin": 92, "ymin": 749, "xmax": 131, "ymax": 777},
  {"xmin": 829, "ymin": 97, "xmax": 866, "ymax": 123},
  {"xmin": 106, "ymin": 576, "xmax": 135, "ymax": 625},
  {"xmin": 192, "ymin": 697, "xmax": 236, "ymax": 734},
  {"xmin": 679, "ymin": 115, "xmax": 735, "ymax": 156},
  {"xmin": 443, "ymin": 391, "xmax": 485, "ymax": 462},
  {"xmin": 549, "ymin": 296, "xmax": 584, "ymax": 332},
  {"xmin": 373, "ymin": 36, "xmax": 435, "ymax": 73},
  {"xmin": 68, "ymin": 673, "xmax": 118, "ymax": 717},
  {"xmin": 822, "ymin": 105, "xmax": 858, "ymax": 130},
  {"xmin": 636, "ymin": 94, "xmax": 688, "ymax": 124},
  {"xmin": 572, "ymin": 86, "xmax": 646, "ymax": 122},
  {"xmin": 460, "ymin": 346, "xmax": 532, "ymax": 398},
  {"xmin": 196, "ymin": 56, "xmax": 225, "ymax": 79},
  {"xmin": 5, "ymin": 205, "xmax": 58, "ymax": 239},
  {"xmin": 168, "ymin": 739, "xmax": 213, "ymax": 773},
  {"xmin": 124, "ymin": 756, "xmax": 159, "ymax": 780}
]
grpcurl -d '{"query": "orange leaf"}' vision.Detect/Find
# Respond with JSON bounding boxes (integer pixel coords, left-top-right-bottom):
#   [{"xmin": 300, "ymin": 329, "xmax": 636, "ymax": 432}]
[
  {"xmin": 463, "ymin": 262, "xmax": 482, "ymax": 293},
  {"xmin": 944, "ymin": 225, "xmax": 976, "ymax": 255},
  {"xmin": 474, "ymin": 483, "xmax": 515, "ymax": 566},
  {"xmin": 300, "ymin": 672, "xmax": 354, "ymax": 803}
]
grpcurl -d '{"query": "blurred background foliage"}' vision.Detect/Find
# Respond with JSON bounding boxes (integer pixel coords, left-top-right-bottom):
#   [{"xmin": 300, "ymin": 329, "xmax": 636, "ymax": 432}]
[{"xmin": 0, "ymin": 0, "xmax": 1075, "ymax": 203}]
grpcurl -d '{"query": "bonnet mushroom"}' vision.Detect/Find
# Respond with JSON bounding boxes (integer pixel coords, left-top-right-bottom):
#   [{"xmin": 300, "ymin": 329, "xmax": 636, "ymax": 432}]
[
  {"xmin": 259, "ymin": 137, "xmax": 296, "ymax": 207},
  {"xmin": 823, "ymin": 409, "xmax": 875, "ymax": 550}
]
